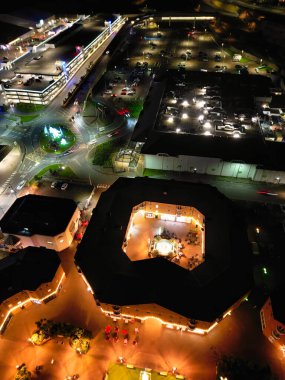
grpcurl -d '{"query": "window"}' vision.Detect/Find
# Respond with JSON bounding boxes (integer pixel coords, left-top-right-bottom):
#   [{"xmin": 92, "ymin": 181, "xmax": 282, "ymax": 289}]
[{"xmin": 260, "ymin": 310, "xmax": 266, "ymax": 330}]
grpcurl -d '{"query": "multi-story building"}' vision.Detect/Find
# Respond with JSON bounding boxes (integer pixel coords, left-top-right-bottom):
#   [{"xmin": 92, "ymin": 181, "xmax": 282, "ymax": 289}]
[
  {"xmin": 75, "ymin": 177, "xmax": 253, "ymax": 335},
  {"xmin": 0, "ymin": 246, "xmax": 64, "ymax": 335},
  {"xmin": 1, "ymin": 14, "xmax": 126, "ymax": 104},
  {"xmin": 0, "ymin": 194, "xmax": 80, "ymax": 251},
  {"xmin": 260, "ymin": 286, "xmax": 285, "ymax": 356}
]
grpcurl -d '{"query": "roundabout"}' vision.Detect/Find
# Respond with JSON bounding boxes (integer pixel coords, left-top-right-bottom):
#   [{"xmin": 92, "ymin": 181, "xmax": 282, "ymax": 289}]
[{"xmin": 39, "ymin": 124, "xmax": 76, "ymax": 154}]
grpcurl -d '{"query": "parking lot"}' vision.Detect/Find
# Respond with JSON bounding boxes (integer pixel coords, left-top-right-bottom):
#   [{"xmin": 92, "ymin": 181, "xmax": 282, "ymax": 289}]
[{"xmin": 100, "ymin": 19, "xmax": 277, "ymax": 142}]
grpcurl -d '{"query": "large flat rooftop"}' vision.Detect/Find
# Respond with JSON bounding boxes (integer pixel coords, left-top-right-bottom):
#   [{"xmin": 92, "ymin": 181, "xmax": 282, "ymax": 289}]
[
  {"xmin": 0, "ymin": 194, "xmax": 77, "ymax": 237},
  {"xmin": 0, "ymin": 246, "xmax": 60, "ymax": 303},
  {"xmin": 75, "ymin": 177, "xmax": 253, "ymax": 322}
]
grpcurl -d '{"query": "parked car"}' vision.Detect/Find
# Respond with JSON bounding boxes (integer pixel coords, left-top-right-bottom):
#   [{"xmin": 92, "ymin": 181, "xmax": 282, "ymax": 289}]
[
  {"xmin": 16, "ymin": 180, "xmax": 26, "ymax": 190},
  {"xmin": 61, "ymin": 183, "xmax": 68, "ymax": 190},
  {"xmin": 51, "ymin": 181, "xmax": 58, "ymax": 189}
]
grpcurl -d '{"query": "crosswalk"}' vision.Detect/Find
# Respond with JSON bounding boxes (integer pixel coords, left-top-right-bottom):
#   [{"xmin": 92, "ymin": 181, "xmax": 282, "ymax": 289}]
[{"xmin": 0, "ymin": 171, "xmax": 17, "ymax": 193}]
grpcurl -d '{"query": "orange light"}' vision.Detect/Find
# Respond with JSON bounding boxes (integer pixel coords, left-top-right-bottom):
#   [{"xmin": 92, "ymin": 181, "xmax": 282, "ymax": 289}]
[
  {"xmin": 0, "ymin": 272, "xmax": 65, "ymax": 334},
  {"xmin": 99, "ymin": 307, "xmax": 219, "ymax": 335}
]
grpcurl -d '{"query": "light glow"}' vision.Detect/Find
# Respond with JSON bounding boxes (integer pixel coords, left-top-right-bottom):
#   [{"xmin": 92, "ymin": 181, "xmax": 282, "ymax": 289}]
[
  {"xmin": 203, "ymin": 121, "xmax": 212, "ymax": 129},
  {"xmin": 0, "ymin": 272, "xmax": 65, "ymax": 334}
]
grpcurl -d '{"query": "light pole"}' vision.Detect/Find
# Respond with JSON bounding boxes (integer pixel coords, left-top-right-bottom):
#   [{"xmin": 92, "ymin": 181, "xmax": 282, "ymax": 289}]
[
  {"xmin": 221, "ymin": 43, "xmax": 224, "ymax": 60},
  {"xmin": 8, "ymin": 186, "xmax": 17, "ymax": 199}
]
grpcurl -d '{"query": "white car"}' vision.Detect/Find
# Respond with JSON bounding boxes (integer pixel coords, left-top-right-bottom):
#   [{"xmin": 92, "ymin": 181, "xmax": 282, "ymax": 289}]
[
  {"xmin": 224, "ymin": 125, "xmax": 234, "ymax": 131},
  {"xmin": 61, "ymin": 183, "xmax": 68, "ymax": 191},
  {"xmin": 16, "ymin": 180, "xmax": 26, "ymax": 190}
]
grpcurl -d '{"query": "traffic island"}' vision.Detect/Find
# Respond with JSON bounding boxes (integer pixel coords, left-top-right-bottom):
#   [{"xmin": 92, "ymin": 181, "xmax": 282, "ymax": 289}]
[
  {"xmin": 83, "ymin": 98, "xmax": 116, "ymax": 128},
  {"xmin": 39, "ymin": 124, "xmax": 76, "ymax": 154}
]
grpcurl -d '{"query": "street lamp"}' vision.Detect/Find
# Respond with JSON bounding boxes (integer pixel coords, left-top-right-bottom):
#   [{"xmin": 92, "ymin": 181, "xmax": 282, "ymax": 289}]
[{"xmin": 260, "ymin": 58, "xmax": 263, "ymax": 65}]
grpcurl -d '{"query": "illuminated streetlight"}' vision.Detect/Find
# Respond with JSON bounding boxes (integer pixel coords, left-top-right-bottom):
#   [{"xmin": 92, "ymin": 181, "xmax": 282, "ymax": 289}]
[
  {"xmin": 203, "ymin": 121, "xmax": 212, "ymax": 129},
  {"xmin": 176, "ymin": 128, "xmax": 181, "ymax": 133}
]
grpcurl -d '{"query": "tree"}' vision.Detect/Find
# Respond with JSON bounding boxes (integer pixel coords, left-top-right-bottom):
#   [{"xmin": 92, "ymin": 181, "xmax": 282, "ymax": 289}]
[{"xmin": 216, "ymin": 355, "xmax": 277, "ymax": 380}]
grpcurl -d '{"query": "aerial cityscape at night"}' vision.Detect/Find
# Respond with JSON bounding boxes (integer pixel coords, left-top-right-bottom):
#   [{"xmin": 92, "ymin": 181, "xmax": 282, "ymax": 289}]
[{"xmin": 0, "ymin": 0, "xmax": 285, "ymax": 379}]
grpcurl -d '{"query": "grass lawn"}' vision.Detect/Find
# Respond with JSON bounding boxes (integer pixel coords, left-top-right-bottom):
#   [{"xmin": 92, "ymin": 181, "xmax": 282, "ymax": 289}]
[
  {"xmin": 14, "ymin": 114, "xmax": 39, "ymax": 123},
  {"xmin": 15, "ymin": 103, "xmax": 45, "ymax": 113},
  {"xmin": 34, "ymin": 164, "xmax": 77, "ymax": 179},
  {"xmin": 107, "ymin": 363, "xmax": 177, "ymax": 380},
  {"xmin": 83, "ymin": 99, "xmax": 115, "ymax": 127},
  {"xmin": 224, "ymin": 48, "xmax": 234, "ymax": 57},
  {"xmin": 93, "ymin": 136, "xmax": 128, "ymax": 166},
  {"xmin": 239, "ymin": 56, "xmax": 251, "ymax": 64},
  {"xmin": 39, "ymin": 125, "xmax": 76, "ymax": 154},
  {"xmin": 143, "ymin": 168, "xmax": 168, "ymax": 177},
  {"xmin": 127, "ymin": 100, "xmax": 144, "ymax": 118}
]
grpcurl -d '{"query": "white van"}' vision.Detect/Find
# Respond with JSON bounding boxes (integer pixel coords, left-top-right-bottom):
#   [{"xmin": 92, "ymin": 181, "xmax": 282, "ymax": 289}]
[{"xmin": 232, "ymin": 54, "xmax": 241, "ymax": 62}]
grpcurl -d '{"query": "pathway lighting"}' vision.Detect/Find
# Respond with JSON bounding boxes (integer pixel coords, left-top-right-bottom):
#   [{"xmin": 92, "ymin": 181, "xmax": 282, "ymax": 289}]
[
  {"xmin": 182, "ymin": 100, "xmax": 189, "ymax": 107},
  {"xmin": 196, "ymin": 100, "xmax": 205, "ymax": 108},
  {"xmin": 203, "ymin": 121, "xmax": 211, "ymax": 129},
  {"xmin": 233, "ymin": 133, "xmax": 240, "ymax": 138},
  {"xmin": 176, "ymin": 128, "xmax": 181, "ymax": 133},
  {"xmin": 182, "ymin": 113, "xmax": 188, "ymax": 119},
  {"xmin": 168, "ymin": 117, "xmax": 174, "ymax": 123}
]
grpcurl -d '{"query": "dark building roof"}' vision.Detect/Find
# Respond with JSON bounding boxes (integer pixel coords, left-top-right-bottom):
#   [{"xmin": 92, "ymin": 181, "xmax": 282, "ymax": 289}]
[
  {"xmin": 75, "ymin": 177, "xmax": 253, "ymax": 322},
  {"xmin": 0, "ymin": 145, "xmax": 12, "ymax": 162},
  {"xmin": 132, "ymin": 71, "xmax": 285, "ymax": 170},
  {"xmin": 271, "ymin": 283, "xmax": 285, "ymax": 325},
  {"xmin": 0, "ymin": 246, "xmax": 60, "ymax": 303},
  {"xmin": 47, "ymin": 18, "xmax": 102, "ymax": 49},
  {"xmin": 0, "ymin": 195, "xmax": 77, "ymax": 237},
  {"xmin": 8, "ymin": 9, "xmax": 53, "ymax": 25},
  {"xmin": 0, "ymin": 20, "xmax": 29, "ymax": 44}
]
